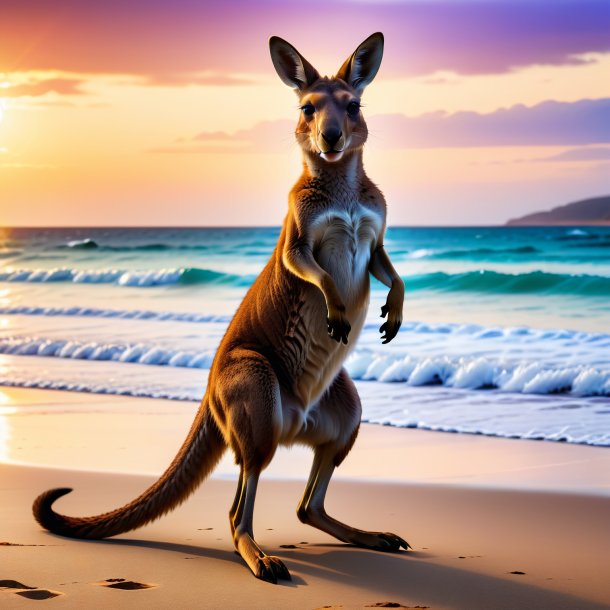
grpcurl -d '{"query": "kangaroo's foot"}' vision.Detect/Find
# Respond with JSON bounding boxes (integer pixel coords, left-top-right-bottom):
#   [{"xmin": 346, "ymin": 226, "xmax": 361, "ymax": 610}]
[
  {"xmin": 299, "ymin": 508, "xmax": 409, "ymax": 552},
  {"xmin": 234, "ymin": 531, "xmax": 291, "ymax": 584},
  {"xmin": 298, "ymin": 434, "xmax": 410, "ymax": 554}
]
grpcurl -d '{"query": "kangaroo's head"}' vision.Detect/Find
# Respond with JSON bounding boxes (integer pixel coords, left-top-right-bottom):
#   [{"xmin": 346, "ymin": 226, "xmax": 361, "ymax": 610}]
[{"xmin": 269, "ymin": 33, "xmax": 383, "ymax": 163}]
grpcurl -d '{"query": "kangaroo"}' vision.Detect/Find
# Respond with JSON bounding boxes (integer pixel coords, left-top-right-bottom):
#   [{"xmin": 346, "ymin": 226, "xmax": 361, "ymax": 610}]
[{"xmin": 32, "ymin": 32, "xmax": 408, "ymax": 584}]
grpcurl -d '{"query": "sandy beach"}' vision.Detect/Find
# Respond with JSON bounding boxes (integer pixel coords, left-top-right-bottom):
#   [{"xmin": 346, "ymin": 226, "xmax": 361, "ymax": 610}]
[{"xmin": 1, "ymin": 387, "xmax": 609, "ymax": 609}]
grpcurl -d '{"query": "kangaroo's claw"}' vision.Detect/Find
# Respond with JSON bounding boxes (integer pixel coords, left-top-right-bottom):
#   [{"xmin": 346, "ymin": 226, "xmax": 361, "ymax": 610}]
[
  {"xmin": 270, "ymin": 555, "xmax": 292, "ymax": 580},
  {"xmin": 254, "ymin": 555, "xmax": 291, "ymax": 584},
  {"xmin": 347, "ymin": 529, "xmax": 410, "ymax": 552},
  {"xmin": 376, "ymin": 532, "xmax": 410, "ymax": 552},
  {"xmin": 327, "ymin": 315, "xmax": 351, "ymax": 344}
]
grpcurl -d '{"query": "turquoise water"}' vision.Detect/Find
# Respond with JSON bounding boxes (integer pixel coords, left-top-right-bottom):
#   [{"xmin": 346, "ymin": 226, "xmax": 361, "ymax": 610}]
[{"xmin": 1, "ymin": 226, "xmax": 609, "ymax": 445}]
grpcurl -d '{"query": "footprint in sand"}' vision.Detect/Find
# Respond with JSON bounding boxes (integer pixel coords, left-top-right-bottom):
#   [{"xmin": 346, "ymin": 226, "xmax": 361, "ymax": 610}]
[
  {"xmin": 1, "ymin": 580, "xmax": 62, "ymax": 600},
  {"xmin": 99, "ymin": 578, "xmax": 156, "ymax": 590},
  {"xmin": 0, "ymin": 580, "xmax": 36, "ymax": 590},
  {"xmin": 16, "ymin": 590, "xmax": 62, "ymax": 600},
  {"xmin": 365, "ymin": 602, "xmax": 430, "ymax": 609},
  {"xmin": 457, "ymin": 555, "xmax": 482, "ymax": 559}
]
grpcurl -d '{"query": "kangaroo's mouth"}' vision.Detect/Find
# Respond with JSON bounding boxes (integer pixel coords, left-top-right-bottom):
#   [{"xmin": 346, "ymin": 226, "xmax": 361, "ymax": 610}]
[{"xmin": 320, "ymin": 149, "xmax": 345, "ymax": 162}]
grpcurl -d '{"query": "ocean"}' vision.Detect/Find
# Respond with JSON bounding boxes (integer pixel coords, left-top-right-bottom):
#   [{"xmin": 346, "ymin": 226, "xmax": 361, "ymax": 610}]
[{"xmin": 1, "ymin": 225, "xmax": 609, "ymax": 446}]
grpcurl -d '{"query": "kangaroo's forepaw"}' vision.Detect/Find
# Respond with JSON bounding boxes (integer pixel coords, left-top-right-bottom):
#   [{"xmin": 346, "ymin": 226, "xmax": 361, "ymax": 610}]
[
  {"xmin": 352, "ymin": 531, "xmax": 410, "ymax": 552},
  {"xmin": 379, "ymin": 304, "xmax": 402, "ymax": 344},
  {"xmin": 379, "ymin": 319, "xmax": 401, "ymax": 344},
  {"xmin": 254, "ymin": 555, "xmax": 291, "ymax": 584},
  {"xmin": 327, "ymin": 315, "xmax": 351, "ymax": 344}
]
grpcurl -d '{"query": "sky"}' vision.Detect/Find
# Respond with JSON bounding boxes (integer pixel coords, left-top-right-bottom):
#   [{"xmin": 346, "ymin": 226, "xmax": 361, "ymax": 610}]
[{"xmin": 0, "ymin": 0, "xmax": 609, "ymax": 226}]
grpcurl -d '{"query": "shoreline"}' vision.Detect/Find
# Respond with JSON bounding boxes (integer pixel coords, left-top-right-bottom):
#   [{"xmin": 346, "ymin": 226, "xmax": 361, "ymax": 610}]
[{"xmin": 1, "ymin": 387, "xmax": 609, "ymax": 494}]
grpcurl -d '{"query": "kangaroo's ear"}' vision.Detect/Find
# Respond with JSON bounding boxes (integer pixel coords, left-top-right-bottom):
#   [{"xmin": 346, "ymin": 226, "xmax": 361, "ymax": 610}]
[
  {"xmin": 336, "ymin": 32, "xmax": 384, "ymax": 94},
  {"xmin": 269, "ymin": 36, "xmax": 320, "ymax": 92}
]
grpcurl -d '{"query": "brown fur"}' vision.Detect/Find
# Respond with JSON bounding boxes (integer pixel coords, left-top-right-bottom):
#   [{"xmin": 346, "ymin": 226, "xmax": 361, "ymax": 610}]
[{"xmin": 32, "ymin": 32, "xmax": 408, "ymax": 584}]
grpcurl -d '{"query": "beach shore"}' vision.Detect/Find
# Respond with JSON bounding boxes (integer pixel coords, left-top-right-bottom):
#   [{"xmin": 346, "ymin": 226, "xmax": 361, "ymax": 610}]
[{"xmin": 1, "ymin": 387, "xmax": 610, "ymax": 609}]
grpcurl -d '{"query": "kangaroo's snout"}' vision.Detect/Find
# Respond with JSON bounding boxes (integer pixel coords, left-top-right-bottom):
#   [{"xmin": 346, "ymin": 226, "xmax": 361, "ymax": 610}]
[
  {"xmin": 321, "ymin": 128, "xmax": 343, "ymax": 150},
  {"xmin": 318, "ymin": 125, "xmax": 346, "ymax": 162}
]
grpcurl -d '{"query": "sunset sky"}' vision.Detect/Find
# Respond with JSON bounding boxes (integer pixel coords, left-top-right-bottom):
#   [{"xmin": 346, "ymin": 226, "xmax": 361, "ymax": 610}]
[{"xmin": 1, "ymin": 0, "xmax": 609, "ymax": 226}]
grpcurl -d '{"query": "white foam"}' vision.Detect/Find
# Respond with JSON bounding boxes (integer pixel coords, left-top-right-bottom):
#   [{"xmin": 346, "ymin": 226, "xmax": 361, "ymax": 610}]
[
  {"xmin": 0, "ymin": 267, "xmax": 193, "ymax": 286},
  {"xmin": 343, "ymin": 351, "xmax": 610, "ymax": 397},
  {"xmin": 1, "ymin": 303, "xmax": 609, "ymax": 447},
  {"xmin": 0, "ymin": 336, "xmax": 215, "ymax": 370},
  {"xmin": 451, "ymin": 358, "xmax": 496, "ymax": 389},
  {"xmin": 0, "ymin": 305, "xmax": 232, "ymax": 324}
]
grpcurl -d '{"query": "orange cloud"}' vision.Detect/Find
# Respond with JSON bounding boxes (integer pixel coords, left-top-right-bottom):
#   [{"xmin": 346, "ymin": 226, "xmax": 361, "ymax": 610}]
[
  {"xmin": 142, "ymin": 73, "xmax": 257, "ymax": 87},
  {"xmin": 150, "ymin": 120, "xmax": 294, "ymax": 154},
  {"xmin": 1, "ymin": 78, "xmax": 85, "ymax": 97}
]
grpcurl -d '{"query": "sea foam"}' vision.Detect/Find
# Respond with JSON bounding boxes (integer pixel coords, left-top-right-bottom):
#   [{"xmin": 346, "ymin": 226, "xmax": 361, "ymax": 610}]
[{"xmin": 1, "ymin": 333, "xmax": 608, "ymax": 397}]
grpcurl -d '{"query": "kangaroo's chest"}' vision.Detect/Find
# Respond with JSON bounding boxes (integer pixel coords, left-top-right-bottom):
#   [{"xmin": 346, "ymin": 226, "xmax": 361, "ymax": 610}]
[{"xmin": 311, "ymin": 202, "xmax": 383, "ymax": 302}]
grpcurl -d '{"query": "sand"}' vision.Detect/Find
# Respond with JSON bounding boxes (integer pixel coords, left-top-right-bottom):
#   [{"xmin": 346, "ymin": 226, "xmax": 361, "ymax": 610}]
[{"xmin": 1, "ymin": 387, "xmax": 610, "ymax": 609}]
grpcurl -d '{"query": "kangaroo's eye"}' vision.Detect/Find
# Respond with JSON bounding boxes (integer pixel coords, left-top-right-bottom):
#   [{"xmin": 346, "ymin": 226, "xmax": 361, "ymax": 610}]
[
  {"xmin": 347, "ymin": 101, "xmax": 360, "ymax": 117},
  {"xmin": 301, "ymin": 103, "xmax": 315, "ymax": 116}
]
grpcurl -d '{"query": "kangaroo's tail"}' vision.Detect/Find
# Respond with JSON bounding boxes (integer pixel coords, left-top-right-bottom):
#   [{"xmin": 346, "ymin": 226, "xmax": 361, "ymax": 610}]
[{"xmin": 32, "ymin": 399, "xmax": 226, "ymax": 539}]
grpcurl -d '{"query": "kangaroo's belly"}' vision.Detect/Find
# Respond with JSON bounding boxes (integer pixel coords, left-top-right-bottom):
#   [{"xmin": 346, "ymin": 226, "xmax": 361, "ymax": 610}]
[
  {"xmin": 286, "ymin": 203, "xmax": 382, "ymax": 409},
  {"xmin": 287, "ymin": 295, "xmax": 367, "ymax": 410}
]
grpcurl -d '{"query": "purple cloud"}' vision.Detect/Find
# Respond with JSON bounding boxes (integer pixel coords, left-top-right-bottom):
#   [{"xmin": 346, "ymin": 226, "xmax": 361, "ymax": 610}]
[
  {"xmin": 157, "ymin": 98, "xmax": 610, "ymax": 153},
  {"xmin": 534, "ymin": 146, "xmax": 610, "ymax": 162},
  {"xmin": 0, "ymin": 1, "xmax": 608, "ymax": 79},
  {"xmin": 368, "ymin": 98, "xmax": 610, "ymax": 148}
]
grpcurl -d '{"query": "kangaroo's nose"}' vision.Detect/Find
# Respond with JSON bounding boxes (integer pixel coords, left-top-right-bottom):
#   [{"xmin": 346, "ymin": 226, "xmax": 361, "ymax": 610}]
[{"xmin": 321, "ymin": 128, "xmax": 343, "ymax": 149}]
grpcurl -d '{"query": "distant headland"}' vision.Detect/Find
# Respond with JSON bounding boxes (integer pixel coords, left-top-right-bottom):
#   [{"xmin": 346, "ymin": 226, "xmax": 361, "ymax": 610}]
[{"xmin": 506, "ymin": 195, "xmax": 610, "ymax": 226}]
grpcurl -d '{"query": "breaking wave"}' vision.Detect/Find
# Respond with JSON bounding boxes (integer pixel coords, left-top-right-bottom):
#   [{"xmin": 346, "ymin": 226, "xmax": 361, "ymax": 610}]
[
  {"xmin": 0, "ymin": 336, "xmax": 215, "ymax": 369},
  {"xmin": 407, "ymin": 270, "xmax": 610, "ymax": 296},
  {"xmin": 1, "ymin": 334, "xmax": 609, "ymax": 397},
  {"xmin": 344, "ymin": 351, "xmax": 610, "ymax": 396},
  {"xmin": 60, "ymin": 239, "xmax": 213, "ymax": 252},
  {"xmin": 2, "ymin": 266, "xmax": 610, "ymax": 296},
  {"xmin": 0, "ymin": 266, "xmax": 254, "ymax": 287}
]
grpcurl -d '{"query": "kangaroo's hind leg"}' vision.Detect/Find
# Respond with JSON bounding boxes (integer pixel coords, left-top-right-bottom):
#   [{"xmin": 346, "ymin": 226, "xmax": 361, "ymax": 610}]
[
  {"xmin": 297, "ymin": 369, "xmax": 410, "ymax": 552},
  {"xmin": 215, "ymin": 350, "xmax": 291, "ymax": 583},
  {"xmin": 229, "ymin": 463, "xmax": 244, "ymax": 537}
]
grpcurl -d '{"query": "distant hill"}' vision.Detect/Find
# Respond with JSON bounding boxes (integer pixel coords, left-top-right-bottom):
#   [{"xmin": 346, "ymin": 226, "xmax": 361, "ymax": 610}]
[{"xmin": 506, "ymin": 195, "xmax": 610, "ymax": 226}]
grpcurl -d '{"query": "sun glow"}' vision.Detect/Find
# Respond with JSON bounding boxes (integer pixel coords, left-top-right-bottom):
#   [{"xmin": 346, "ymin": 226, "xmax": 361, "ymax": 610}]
[{"xmin": 0, "ymin": 74, "xmax": 6, "ymax": 124}]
